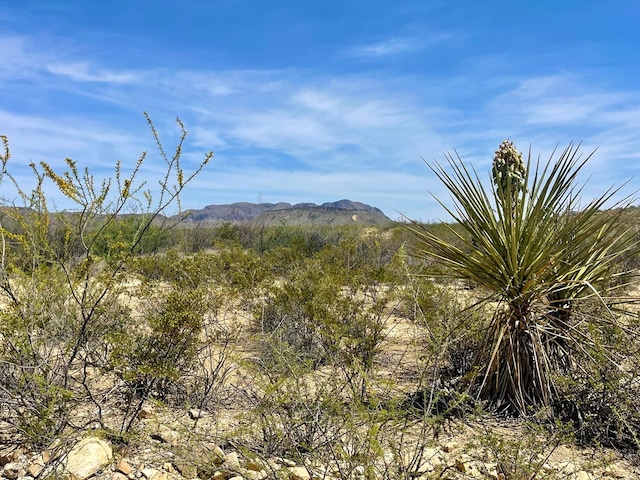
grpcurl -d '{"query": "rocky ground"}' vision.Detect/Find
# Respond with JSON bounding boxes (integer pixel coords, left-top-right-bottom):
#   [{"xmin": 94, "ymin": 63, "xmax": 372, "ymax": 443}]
[
  {"xmin": 2, "ymin": 294, "xmax": 639, "ymax": 479},
  {"xmin": 2, "ymin": 391, "xmax": 638, "ymax": 480},
  {"xmin": 1, "ymin": 419, "xmax": 637, "ymax": 480}
]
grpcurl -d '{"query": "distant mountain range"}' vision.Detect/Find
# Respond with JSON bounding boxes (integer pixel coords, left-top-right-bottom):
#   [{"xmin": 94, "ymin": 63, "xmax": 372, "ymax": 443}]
[{"xmin": 180, "ymin": 199, "xmax": 392, "ymax": 226}]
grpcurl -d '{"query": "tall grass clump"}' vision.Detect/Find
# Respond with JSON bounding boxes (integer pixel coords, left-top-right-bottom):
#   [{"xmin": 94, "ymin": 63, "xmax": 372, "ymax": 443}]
[{"xmin": 410, "ymin": 140, "xmax": 638, "ymax": 416}]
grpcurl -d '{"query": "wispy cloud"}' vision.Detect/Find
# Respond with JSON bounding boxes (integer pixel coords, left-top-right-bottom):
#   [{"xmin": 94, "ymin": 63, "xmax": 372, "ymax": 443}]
[
  {"xmin": 0, "ymin": 34, "xmax": 46, "ymax": 80},
  {"xmin": 46, "ymin": 62, "xmax": 137, "ymax": 83},
  {"xmin": 347, "ymin": 33, "xmax": 453, "ymax": 58},
  {"xmin": 497, "ymin": 75, "xmax": 634, "ymax": 126}
]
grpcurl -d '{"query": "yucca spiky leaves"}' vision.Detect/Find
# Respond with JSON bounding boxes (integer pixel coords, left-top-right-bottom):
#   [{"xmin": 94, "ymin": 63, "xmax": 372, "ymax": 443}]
[{"xmin": 411, "ymin": 142, "xmax": 636, "ymax": 413}]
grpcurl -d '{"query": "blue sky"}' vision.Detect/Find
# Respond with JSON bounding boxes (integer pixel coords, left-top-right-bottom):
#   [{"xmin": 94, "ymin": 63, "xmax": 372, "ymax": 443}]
[{"xmin": 1, "ymin": 1, "xmax": 639, "ymax": 221}]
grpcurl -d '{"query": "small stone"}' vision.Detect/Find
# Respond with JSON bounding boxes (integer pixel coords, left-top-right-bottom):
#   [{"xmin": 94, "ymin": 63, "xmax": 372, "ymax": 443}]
[
  {"xmin": 275, "ymin": 458, "xmax": 296, "ymax": 468},
  {"xmin": 245, "ymin": 470, "xmax": 267, "ymax": 480},
  {"xmin": 188, "ymin": 409, "xmax": 203, "ymax": 420},
  {"xmin": 205, "ymin": 444, "xmax": 225, "ymax": 462},
  {"xmin": 0, "ymin": 448, "xmax": 22, "ymax": 466},
  {"xmin": 418, "ymin": 447, "xmax": 444, "ymax": 473},
  {"xmin": 228, "ymin": 477, "xmax": 243, "ymax": 480},
  {"xmin": 484, "ymin": 462, "xmax": 500, "ymax": 480},
  {"xmin": 455, "ymin": 459, "xmax": 467, "ymax": 473},
  {"xmin": 141, "ymin": 468, "xmax": 158, "ymax": 479},
  {"xmin": 116, "ymin": 459, "xmax": 134, "ymax": 475},
  {"xmin": 602, "ymin": 465, "xmax": 628, "ymax": 478},
  {"xmin": 558, "ymin": 462, "xmax": 578, "ymax": 475},
  {"xmin": 112, "ymin": 473, "xmax": 129, "ymax": 480},
  {"xmin": 26, "ymin": 463, "xmax": 43, "ymax": 477},
  {"xmin": 224, "ymin": 452, "xmax": 241, "ymax": 471},
  {"xmin": 151, "ymin": 428, "xmax": 180, "ymax": 446},
  {"xmin": 62, "ymin": 438, "xmax": 113, "ymax": 480},
  {"xmin": 353, "ymin": 465, "xmax": 365, "ymax": 476},
  {"xmin": 0, "ymin": 452, "xmax": 11, "ymax": 466},
  {"xmin": 454, "ymin": 455, "xmax": 477, "ymax": 475},
  {"xmin": 3, "ymin": 462, "xmax": 21, "ymax": 480},
  {"xmin": 288, "ymin": 466, "xmax": 310, "ymax": 480},
  {"xmin": 137, "ymin": 407, "xmax": 153, "ymax": 419}
]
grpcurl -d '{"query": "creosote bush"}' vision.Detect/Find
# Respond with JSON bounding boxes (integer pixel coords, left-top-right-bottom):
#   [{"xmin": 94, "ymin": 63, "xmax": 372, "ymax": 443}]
[{"xmin": 0, "ymin": 115, "xmax": 212, "ymax": 444}]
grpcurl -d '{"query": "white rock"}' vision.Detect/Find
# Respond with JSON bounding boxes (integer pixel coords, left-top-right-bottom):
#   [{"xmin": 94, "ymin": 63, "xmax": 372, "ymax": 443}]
[
  {"xmin": 3, "ymin": 462, "xmax": 21, "ymax": 480},
  {"xmin": 288, "ymin": 466, "xmax": 310, "ymax": 480},
  {"xmin": 224, "ymin": 452, "xmax": 241, "ymax": 470},
  {"xmin": 62, "ymin": 437, "xmax": 113, "ymax": 480},
  {"xmin": 141, "ymin": 468, "xmax": 158, "ymax": 479}
]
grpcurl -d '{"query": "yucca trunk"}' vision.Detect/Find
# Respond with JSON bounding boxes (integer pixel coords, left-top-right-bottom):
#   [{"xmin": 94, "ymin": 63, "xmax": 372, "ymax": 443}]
[{"xmin": 477, "ymin": 306, "xmax": 574, "ymax": 412}]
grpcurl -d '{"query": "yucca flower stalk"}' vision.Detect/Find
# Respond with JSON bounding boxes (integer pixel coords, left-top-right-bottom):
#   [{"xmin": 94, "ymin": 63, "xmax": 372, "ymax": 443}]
[
  {"xmin": 411, "ymin": 142, "xmax": 636, "ymax": 413},
  {"xmin": 492, "ymin": 139, "xmax": 525, "ymax": 217}
]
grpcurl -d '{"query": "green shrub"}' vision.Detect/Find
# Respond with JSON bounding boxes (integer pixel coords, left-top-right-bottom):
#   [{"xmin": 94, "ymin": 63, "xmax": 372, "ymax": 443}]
[
  {"xmin": 254, "ymin": 237, "xmax": 398, "ymax": 403},
  {"xmin": 0, "ymin": 116, "xmax": 212, "ymax": 444},
  {"xmin": 111, "ymin": 287, "xmax": 208, "ymax": 399}
]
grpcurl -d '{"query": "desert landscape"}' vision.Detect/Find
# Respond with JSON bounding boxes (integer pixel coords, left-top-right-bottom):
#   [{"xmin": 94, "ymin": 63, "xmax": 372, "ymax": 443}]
[{"xmin": 1, "ymin": 133, "xmax": 639, "ymax": 480}]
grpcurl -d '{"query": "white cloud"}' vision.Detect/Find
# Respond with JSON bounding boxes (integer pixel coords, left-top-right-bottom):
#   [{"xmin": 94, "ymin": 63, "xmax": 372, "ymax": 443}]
[
  {"xmin": 46, "ymin": 62, "xmax": 137, "ymax": 83},
  {"xmin": 348, "ymin": 33, "xmax": 453, "ymax": 58},
  {"xmin": 0, "ymin": 34, "xmax": 46, "ymax": 80},
  {"xmin": 495, "ymin": 74, "xmax": 635, "ymax": 126}
]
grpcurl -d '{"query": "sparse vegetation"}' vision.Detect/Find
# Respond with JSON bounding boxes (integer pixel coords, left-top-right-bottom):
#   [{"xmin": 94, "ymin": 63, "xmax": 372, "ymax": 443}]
[{"xmin": 0, "ymin": 131, "xmax": 638, "ymax": 479}]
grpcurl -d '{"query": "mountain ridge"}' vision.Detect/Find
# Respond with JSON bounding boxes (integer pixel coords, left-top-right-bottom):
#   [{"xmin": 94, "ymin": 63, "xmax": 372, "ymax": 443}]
[{"xmin": 181, "ymin": 199, "xmax": 391, "ymax": 226}]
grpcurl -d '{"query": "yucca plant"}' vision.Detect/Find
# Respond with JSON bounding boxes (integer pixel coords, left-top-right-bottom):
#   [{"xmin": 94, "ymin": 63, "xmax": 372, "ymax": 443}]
[{"xmin": 411, "ymin": 141, "xmax": 637, "ymax": 413}]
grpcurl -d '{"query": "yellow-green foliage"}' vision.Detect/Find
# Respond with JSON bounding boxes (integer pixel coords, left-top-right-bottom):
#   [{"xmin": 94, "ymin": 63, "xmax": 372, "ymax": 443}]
[{"xmin": 0, "ymin": 116, "xmax": 212, "ymax": 443}]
